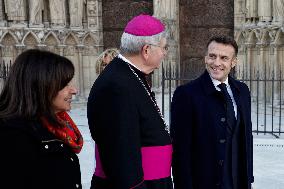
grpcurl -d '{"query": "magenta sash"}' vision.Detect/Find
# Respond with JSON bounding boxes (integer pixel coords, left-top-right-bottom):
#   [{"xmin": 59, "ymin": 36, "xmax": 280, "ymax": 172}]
[{"xmin": 94, "ymin": 144, "xmax": 172, "ymax": 180}]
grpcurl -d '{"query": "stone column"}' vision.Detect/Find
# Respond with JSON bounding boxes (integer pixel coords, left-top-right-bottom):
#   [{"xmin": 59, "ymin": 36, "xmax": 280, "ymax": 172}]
[
  {"xmin": 258, "ymin": 0, "xmax": 272, "ymax": 25},
  {"xmin": 15, "ymin": 44, "xmax": 25, "ymax": 56},
  {"xmin": 0, "ymin": 0, "xmax": 6, "ymax": 26},
  {"xmin": 244, "ymin": 43, "xmax": 254, "ymax": 89},
  {"xmin": 153, "ymin": 0, "xmax": 179, "ymax": 90},
  {"xmin": 254, "ymin": 43, "xmax": 266, "ymax": 102},
  {"xmin": 57, "ymin": 45, "xmax": 66, "ymax": 56},
  {"xmin": 76, "ymin": 45, "xmax": 85, "ymax": 100}
]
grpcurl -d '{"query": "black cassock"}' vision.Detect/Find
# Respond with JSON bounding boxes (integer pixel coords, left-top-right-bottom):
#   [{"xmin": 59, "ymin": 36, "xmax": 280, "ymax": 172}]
[{"xmin": 87, "ymin": 56, "xmax": 173, "ymax": 189}]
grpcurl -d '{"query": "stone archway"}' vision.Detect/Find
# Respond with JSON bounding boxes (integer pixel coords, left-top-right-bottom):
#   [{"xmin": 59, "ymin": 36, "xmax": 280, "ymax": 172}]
[
  {"xmin": 0, "ymin": 32, "xmax": 18, "ymax": 65},
  {"xmin": 23, "ymin": 32, "xmax": 39, "ymax": 49},
  {"xmin": 44, "ymin": 32, "xmax": 60, "ymax": 53}
]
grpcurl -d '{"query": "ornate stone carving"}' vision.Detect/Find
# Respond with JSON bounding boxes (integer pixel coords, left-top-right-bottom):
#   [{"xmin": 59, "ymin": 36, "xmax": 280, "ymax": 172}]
[
  {"xmin": 272, "ymin": 0, "xmax": 284, "ymax": 24},
  {"xmin": 24, "ymin": 33, "xmax": 38, "ymax": 46},
  {"xmin": 65, "ymin": 35, "xmax": 77, "ymax": 45},
  {"xmin": 269, "ymin": 29, "xmax": 278, "ymax": 42},
  {"xmin": 84, "ymin": 35, "xmax": 95, "ymax": 46},
  {"xmin": 4, "ymin": 0, "xmax": 26, "ymax": 22},
  {"xmin": 245, "ymin": 0, "xmax": 257, "ymax": 25},
  {"xmin": 1, "ymin": 33, "xmax": 16, "ymax": 46},
  {"xmin": 49, "ymin": 0, "xmax": 66, "ymax": 27},
  {"xmin": 14, "ymin": 30, "xmax": 24, "ymax": 41},
  {"xmin": 64, "ymin": 46, "xmax": 76, "ymax": 56},
  {"xmin": 87, "ymin": 0, "xmax": 100, "ymax": 29},
  {"xmin": 69, "ymin": 0, "xmax": 86, "ymax": 28},
  {"xmin": 29, "ymin": 0, "xmax": 44, "ymax": 26},
  {"xmin": 258, "ymin": 0, "xmax": 272, "ymax": 24},
  {"xmin": 255, "ymin": 29, "xmax": 263, "ymax": 42},
  {"xmin": 2, "ymin": 46, "xmax": 14, "ymax": 56},
  {"xmin": 45, "ymin": 34, "xmax": 58, "ymax": 46},
  {"xmin": 35, "ymin": 30, "xmax": 45, "ymax": 42}
]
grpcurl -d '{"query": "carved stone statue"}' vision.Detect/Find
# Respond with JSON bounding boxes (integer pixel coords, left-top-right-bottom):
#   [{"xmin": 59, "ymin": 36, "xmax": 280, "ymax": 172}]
[
  {"xmin": 258, "ymin": 0, "xmax": 272, "ymax": 24},
  {"xmin": 273, "ymin": 0, "xmax": 284, "ymax": 23},
  {"xmin": 245, "ymin": 0, "xmax": 257, "ymax": 25},
  {"xmin": 4, "ymin": 0, "xmax": 26, "ymax": 21},
  {"xmin": 49, "ymin": 0, "xmax": 66, "ymax": 27},
  {"xmin": 29, "ymin": 0, "xmax": 44, "ymax": 25},
  {"xmin": 69, "ymin": 0, "xmax": 86, "ymax": 28}
]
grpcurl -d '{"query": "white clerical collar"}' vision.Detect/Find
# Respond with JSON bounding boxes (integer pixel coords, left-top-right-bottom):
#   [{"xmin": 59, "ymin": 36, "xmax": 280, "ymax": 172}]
[
  {"xmin": 118, "ymin": 54, "xmax": 143, "ymax": 72},
  {"xmin": 210, "ymin": 76, "xmax": 229, "ymax": 91}
]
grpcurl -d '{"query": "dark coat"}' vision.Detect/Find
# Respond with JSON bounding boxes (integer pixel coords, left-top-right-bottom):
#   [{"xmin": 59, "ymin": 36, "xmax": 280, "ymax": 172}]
[
  {"xmin": 87, "ymin": 57, "xmax": 173, "ymax": 189},
  {"xmin": 170, "ymin": 71, "xmax": 253, "ymax": 189},
  {"xmin": 0, "ymin": 118, "xmax": 82, "ymax": 189}
]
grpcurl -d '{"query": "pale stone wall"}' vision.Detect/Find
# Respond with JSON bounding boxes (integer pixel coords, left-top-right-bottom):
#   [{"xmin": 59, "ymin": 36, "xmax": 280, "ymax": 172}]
[
  {"xmin": 235, "ymin": 0, "xmax": 284, "ymax": 105},
  {"xmin": 153, "ymin": 0, "xmax": 179, "ymax": 90},
  {"xmin": 0, "ymin": 0, "xmax": 103, "ymax": 100}
]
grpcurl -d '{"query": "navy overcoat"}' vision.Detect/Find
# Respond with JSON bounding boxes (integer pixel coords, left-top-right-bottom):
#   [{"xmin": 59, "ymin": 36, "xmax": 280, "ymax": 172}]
[{"xmin": 171, "ymin": 71, "xmax": 253, "ymax": 189}]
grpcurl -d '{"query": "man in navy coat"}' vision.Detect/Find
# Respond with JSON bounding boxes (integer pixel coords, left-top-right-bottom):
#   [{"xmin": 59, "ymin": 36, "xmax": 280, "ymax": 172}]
[{"xmin": 171, "ymin": 35, "xmax": 254, "ymax": 189}]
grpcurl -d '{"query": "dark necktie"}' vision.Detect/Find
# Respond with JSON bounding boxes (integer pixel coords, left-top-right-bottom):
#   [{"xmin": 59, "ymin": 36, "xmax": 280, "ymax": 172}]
[{"xmin": 218, "ymin": 83, "xmax": 236, "ymax": 132}]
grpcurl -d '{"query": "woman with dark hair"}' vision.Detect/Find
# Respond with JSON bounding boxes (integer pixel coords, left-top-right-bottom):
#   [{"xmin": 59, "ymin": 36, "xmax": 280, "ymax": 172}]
[{"xmin": 0, "ymin": 49, "xmax": 83, "ymax": 189}]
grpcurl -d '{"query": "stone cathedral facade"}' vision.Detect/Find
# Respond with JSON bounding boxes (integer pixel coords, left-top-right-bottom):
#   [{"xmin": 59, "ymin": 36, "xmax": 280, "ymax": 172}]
[
  {"xmin": 235, "ymin": 0, "xmax": 284, "ymax": 104},
  {"xmin": 0, "ymin": 0, "xmax": 103, "ymax": 100},
  {"xmin": 5, "ymin": 0, "xmax": 284, "ymax": 105},
  {"xmin": 0, "ymin": 0, "xmax": 179, "ymax": 100}
]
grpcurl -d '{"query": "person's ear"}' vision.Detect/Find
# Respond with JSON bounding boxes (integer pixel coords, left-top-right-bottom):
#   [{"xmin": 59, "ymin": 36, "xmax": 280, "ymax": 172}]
[
  {"xmin": 232, "ymin": 57, "xmax": 237, "ymax": 68},
  {"xmin": 141, "ymin": 44, "xmax": 151, "ymax": 59}
]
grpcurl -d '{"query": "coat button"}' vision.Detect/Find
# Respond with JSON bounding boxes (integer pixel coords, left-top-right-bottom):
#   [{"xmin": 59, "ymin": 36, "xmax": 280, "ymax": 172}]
[
  {"xmin": 70, "ymin": 157, "xmax": 74, "ymax": 161},
  {"xmin": 45, "ymin": 145, "xmax": 49, "ymax": 149},
  {"xmin": 221, "ymin": 117, "xmax": 226, "ymax": 122},
  {"xmin": 219, "ymin": 139, "xmax": 226, "ymax": 143},
  {"xmin": 76, "ymin": 184, "xmax": 79, "ymax": 188}
]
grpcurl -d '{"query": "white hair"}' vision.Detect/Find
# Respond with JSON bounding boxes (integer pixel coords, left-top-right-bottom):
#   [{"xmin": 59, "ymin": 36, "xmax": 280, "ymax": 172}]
[{"xmin": 120, "ymin": 31, "xmax": 167, "ymax": 55}]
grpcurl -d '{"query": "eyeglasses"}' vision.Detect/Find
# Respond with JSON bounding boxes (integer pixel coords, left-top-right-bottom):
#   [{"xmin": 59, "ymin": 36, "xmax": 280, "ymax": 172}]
[{"xmin": 148, "ymin": 43, "xmax": 169, "ymax": 52}]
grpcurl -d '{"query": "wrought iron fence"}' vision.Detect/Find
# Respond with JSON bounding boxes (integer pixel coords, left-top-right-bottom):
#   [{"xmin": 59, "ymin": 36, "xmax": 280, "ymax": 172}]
[{"xmin": 161, "ymin": 65, "xmax": 284, "ymax": 138}]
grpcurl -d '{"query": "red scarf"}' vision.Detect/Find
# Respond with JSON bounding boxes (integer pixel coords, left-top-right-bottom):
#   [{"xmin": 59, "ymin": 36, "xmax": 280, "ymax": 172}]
[{"xmin": 41, "ymin": 111, "xmax": 83, "ymax": 154}]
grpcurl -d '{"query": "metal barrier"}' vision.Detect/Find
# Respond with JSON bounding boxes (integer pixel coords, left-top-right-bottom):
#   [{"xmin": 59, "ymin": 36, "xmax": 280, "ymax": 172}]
[{"xmin": 161, "ymin": 65, "xmax": 284, "ymax": 138}]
